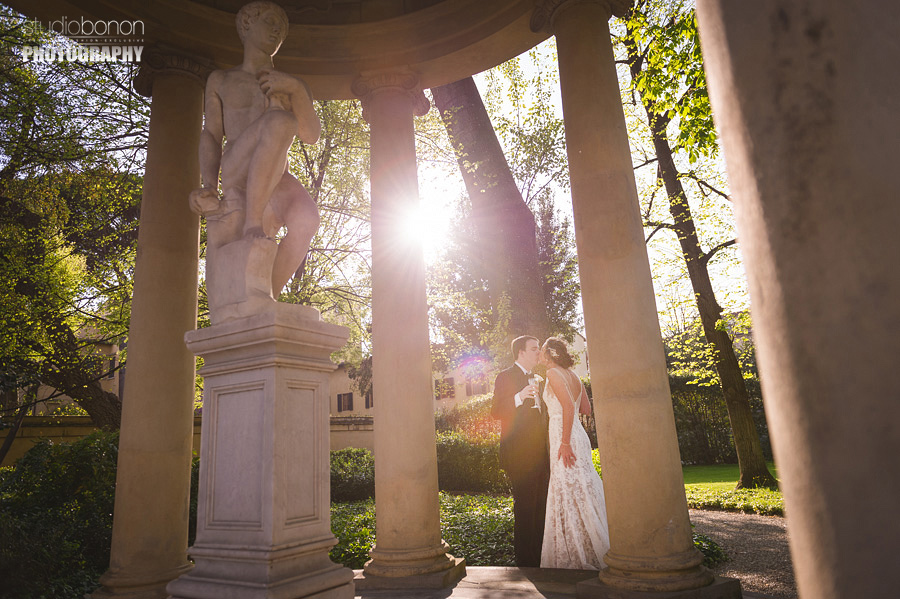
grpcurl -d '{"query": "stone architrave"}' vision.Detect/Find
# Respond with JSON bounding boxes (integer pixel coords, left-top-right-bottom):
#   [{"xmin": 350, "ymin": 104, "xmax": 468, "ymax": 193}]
[
  {"xmin": 352, "ymin": 70, "xmax": 465, "ymax": 589},
  {"xmin": 167, "ymin": 304, "xmax": 354, "ymax": 599},
  {"xmin": 191, "ymin": 1, "xmax": 322, "ymax": 324},
  {"xmin": 533, "ymin": 1, "xmax": 740, "ymax": 597}
]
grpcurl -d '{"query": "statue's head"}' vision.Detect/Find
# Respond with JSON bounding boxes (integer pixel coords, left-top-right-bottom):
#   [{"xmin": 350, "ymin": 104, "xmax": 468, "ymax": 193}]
[{"xmin": 236, "ymin": 1, "xmax": 290, "ymax": 52}]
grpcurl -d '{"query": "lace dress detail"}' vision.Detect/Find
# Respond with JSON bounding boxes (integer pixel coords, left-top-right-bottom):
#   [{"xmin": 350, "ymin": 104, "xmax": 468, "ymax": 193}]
[{"xmin": 540, "ymin": 367, "xmax": 610, "ymax": 569}]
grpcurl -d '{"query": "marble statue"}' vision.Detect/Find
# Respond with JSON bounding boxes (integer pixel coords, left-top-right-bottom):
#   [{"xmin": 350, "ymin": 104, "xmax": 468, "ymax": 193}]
[{"xmin": 190, "ymin": 0, "xmax": 320, "ymax": 323}]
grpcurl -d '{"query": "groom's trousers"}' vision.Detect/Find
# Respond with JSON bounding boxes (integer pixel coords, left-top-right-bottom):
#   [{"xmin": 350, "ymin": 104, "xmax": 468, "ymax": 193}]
[{"xmin": 510, "ymin": 462, "xmax": 550, "ymax": 567}]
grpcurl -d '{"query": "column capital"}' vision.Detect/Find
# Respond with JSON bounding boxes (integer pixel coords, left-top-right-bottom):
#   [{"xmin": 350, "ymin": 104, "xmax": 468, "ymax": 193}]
[
  {"xmin": 530, "ymin": 0, "xmax": 633, "ymax": 34},
  {"xmin": 351, "ymin": 69, "xmax": 431, "ymax": 121},
  {"xmin": 133, "ymin": 46, "xmax": 214, "ymax": 98}
]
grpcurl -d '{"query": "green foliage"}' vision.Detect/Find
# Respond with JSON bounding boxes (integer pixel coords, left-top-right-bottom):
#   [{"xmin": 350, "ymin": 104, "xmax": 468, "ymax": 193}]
[
  {"xmin": 434, "ymin": 393, "xmax": 499, "ymax": 439},
  {"xmin": 684, "ymin": 487, "xmax": 784, "ymax": 517},
  {"xmin": 330, "ymin": 493, "xmax": 726, "ymax": 569},
  {"xmin": 682, "ymin": 462, "xmax": 783, "ymax": 515},
  {"xmin": 665, "ymin": 312, "xmax": 758, "ymax": 386},
  {"xmin": 330, "ymin": 447, "xmax": 375, "ymax": 502},
  {"xmin": 0, "ymin": 9, "xmax": 148, "ymax": 426},
  {"xmin": 669, "ymin": 376, "xmax": 772, "ymax": 465},
  {"xmin": 0, "ymin": 430, "xmax": 119, "ymax": 598},
  {"xmin": 622, "ymin": 0, "xmax": 717, "ymax": 163},
  {"xmin": 329, "ymin": 499, "xmax": 375, "ymax": 568},
  {"xmin": 436, "ymin": 431, "xmax": 509, "ymax": 494},
  {"xmin": 692, "ymin": 531, "xmax": 728, "ymax": 567},
  {"xmin": 440, "ymin": 493, "xmax": 515, "ymax": 566},
  {"xmin": 280, "ymin": 99, "xmax": 372, "ymax": 367}
]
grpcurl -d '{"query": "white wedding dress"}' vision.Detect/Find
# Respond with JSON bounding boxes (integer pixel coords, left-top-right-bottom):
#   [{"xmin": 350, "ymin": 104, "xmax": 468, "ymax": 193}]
[{"xmin": 540, "ymin": 367, "xmax": 610, "ymax": 570}]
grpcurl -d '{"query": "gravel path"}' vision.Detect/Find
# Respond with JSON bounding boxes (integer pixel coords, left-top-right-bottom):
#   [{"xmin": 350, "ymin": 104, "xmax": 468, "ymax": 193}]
[{"xmin": 689, "ymin": 509, "xmax": 797, "ymax": 599}]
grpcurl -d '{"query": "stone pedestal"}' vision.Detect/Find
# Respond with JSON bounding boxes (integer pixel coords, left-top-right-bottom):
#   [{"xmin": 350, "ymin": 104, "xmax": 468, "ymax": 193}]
[
  {"xmin": 167, "ymin": 304, "xmax": 354, "ymax": 599},
  {"xmin": 206, "ymin": 234, "xmax": 279, "ymax": 325}
]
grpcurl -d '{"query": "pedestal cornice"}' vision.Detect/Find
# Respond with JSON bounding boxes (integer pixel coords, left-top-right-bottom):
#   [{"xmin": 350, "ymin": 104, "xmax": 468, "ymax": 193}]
[
  {"xmin": 531, "ymin": 0, "xmax": 634, "ymax": 34},
  {"xmin": 133, "ymin": 46, "xmax": 215, "ymax": 97}
]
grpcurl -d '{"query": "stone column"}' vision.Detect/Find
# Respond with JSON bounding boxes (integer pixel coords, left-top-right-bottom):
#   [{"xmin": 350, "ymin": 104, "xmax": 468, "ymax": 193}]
[
  {"xmin": 696, "ymin": 3, "xmax": 900, "ymax": 599},
  {"xmin": 93, "ymin": 50, "xmax": 208, "ymax": 599},
  {"xmin": 352, "ymin": 71, "xmax": 465, "ymax": 589},
  {"xmin": 533, "ymin": 2, "xmax": 737, "ymax": 596}
]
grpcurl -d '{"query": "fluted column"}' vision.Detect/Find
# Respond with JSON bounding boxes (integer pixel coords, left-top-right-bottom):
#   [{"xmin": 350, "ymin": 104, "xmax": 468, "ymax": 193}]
[
  {"xmin": 696, "ymin": 2, "xmax": 900, "ymax": 598},
  {"xmin": 352, "ymin": 71, "xmax": 465, "ymax": 589},
  {"xmin": 534, "ymin": 1, "xmax": 737, "ymax": 596},
  {"xmin": 93, "ymin": 49, "xmax": 208, "ymax": 599}
]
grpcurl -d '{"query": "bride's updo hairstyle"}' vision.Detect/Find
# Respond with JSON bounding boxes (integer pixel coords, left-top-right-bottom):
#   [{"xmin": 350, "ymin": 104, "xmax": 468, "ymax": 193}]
[{"xmin": 544, "ymin": 337, "xmax": 575, "ymax": 368}]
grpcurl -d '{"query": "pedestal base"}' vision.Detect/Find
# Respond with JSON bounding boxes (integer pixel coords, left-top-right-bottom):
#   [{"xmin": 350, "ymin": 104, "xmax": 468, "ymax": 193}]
[
  {"xmin": 577, "ymin": 575, "xmax": 742, "ymax": 599},
  {"xmin": 354, "ymin": 557, "xmax": 466, "ymax": 590},
  {"xmin": 168, "ymin": 304, "xmax": 352, "ymax": 599}
]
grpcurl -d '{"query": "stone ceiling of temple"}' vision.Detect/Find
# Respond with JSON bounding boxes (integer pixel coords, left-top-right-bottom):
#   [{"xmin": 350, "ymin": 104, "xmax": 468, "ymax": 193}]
[
  {"xmin": 6, "ymin": 0, "xmax": 549, "ymax": 99},
  {"xmin": 190, "ymin": 0, "xmax": 447, "ymax": 25}
]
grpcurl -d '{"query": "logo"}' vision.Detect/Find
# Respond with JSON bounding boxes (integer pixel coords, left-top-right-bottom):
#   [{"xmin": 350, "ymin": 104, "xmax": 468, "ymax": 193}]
[{"xmin": 19, "ymin": 16, "xmax": 145, "ymax": 63}]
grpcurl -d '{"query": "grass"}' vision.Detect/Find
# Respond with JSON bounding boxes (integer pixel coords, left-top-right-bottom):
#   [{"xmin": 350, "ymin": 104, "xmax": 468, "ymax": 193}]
[{"xmin": 682, "ymin": 462, "xmax": 784, "ymax": 516}]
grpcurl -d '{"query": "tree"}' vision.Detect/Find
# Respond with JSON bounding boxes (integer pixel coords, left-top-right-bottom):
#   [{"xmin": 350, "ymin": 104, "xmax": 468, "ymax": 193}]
[
  {"xmin": 621, "ymin": 0, "xmax": 776, "ymax": 488},
  {"xmin": 0, "ymin": 8, "xmax": 149, "ymax": 429},
  {"xmin": 432, "ymin": 76, "xmax": 550, "ymax": 340},
  {"xmin": 277, "ymin": 99, "xmax": 373, "ymax": 366},
  {"xmin": 426, "ymin": 51, "xmax": 580, "ymax": 370}
]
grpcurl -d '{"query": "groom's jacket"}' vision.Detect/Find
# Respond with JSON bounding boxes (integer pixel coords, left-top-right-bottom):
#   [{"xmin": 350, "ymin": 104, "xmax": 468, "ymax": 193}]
[{"xmin": 491, "ymin": 365, "xmax": 549, "ymax": 483}]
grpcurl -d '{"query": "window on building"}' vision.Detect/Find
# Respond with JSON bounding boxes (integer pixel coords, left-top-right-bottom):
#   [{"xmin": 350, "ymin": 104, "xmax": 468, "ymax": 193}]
[
  {"xmin": 365, "ymin": 391, "xmax": 373, "ymax": 409},
  {"xmin": 434, "ymin": 377, "xmax": 455, "ymax": 400},
  {"xmin": 465, "ymin": 378, "xmax": 489, "ymax": 396},
  {"xmin": 337, "ymin": 392, "xmax": 353, "ymax": 412}
]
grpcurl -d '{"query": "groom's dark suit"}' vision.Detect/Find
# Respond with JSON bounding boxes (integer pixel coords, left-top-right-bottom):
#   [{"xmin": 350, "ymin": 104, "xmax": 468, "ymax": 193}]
[{"xmin": 491, "ymin": 364, "xmax": 550, "ymax": 567}]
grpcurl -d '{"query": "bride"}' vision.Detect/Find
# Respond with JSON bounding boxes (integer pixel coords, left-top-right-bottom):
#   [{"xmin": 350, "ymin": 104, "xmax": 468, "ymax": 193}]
[{"xmin": 539, "ymin": 337, "xmax": 610, "ymax": 570}]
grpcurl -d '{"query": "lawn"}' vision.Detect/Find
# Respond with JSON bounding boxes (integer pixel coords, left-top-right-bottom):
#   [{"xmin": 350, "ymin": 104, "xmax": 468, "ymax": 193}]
[{"xmin": 681, "ymin": 462, "xmax": 784, "ymax": 516}]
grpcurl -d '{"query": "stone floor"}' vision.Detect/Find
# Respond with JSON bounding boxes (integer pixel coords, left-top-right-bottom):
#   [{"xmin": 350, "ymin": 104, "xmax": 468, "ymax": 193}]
[{"xmin": 352, "ymin": 567, "xmax": 777, "ymax": 598}]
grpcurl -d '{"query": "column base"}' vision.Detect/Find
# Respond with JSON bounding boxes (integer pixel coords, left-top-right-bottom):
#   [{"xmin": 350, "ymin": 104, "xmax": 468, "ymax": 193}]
[
  {"xmin": 578, "ymin": 575, "xmax": 742, "ymax": 598},
  {"xmin": 90, "ymin": 563, "xmax": 193, "ymax": 599},
  {"xmin": 166, "ymin": 542, "xmax": 354, "ymax": 599},
  {"xmin": 597, "ymin": 549, "xmax": 716, "ymax": 593},
  {"xmin": 355, "ymin": 557, "xmax": 466, "ymax": 590}
]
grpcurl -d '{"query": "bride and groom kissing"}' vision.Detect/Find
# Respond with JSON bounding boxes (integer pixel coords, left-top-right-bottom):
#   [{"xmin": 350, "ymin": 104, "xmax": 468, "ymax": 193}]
[{"xmin": 491, "ymin": 335, "xmax": 610, "ymax": 570}]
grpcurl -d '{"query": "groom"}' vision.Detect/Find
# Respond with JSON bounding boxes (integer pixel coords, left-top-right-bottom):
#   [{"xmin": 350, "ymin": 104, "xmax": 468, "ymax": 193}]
[{"xmin": 491, "ymin": 335, "xmax": 550, "ymax": 567}]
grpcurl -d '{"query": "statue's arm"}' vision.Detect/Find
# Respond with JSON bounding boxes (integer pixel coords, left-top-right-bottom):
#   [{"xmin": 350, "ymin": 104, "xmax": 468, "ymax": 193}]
[
  {"xmin": 190, "ymin": 71, "xmax": 226, "ymax": 215},
  {"xmin": 290, "ymin": 77, "xmax": 321, "ymax": 145},
  {"xmin": 199, "ymin": 71, "xmax": 226, "ymax": 190}
]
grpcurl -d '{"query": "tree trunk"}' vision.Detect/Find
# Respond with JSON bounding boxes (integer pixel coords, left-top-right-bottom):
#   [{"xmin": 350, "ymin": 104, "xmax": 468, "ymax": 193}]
[
  {"xmin": 645, "ymin": 108, "xmax": 776, "ymax": 488},
  {"xmin": 0, "ymin": 389, "xmax": 32, "ymax": 466},
  {"xmin": 432, "ymin": 77, "xmax": 550, "ymax": 340}
]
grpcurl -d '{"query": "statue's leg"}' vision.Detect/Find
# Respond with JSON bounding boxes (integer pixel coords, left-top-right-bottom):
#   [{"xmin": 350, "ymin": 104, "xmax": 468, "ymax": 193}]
[
  {"xmin": 270, "ymin": 173, "xmax": 319, "ymax": 296},
  {"xmin": 243, "ymin": 110, "xmax": 299, "ymax": 239}
]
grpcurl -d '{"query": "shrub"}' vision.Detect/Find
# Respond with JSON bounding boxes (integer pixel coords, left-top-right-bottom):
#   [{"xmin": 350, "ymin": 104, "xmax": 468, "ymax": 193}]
[
  {"xmin": 436, "ymin": 431, "xmax": 508, "ymax": 494},
  {"xmin": 434, "ymin": 393, "xmax": 499, "ymax": 440},
  {"xmin": 330, "ymin": 499, "xmax": 375, "ymax": 568},
  {"xmin": 330, "ymin": 447, "xmax": 375, "ymax": 502},
  {"xmin": 693, "ymin": 531, "xmax": 728, "ymax": 567},
  {"xmin": 329, "ymin": 493, "xmax": 727, "ymax": 570},
  {"xmin": 0, "ymin": 430, "xmax": 119, "ymax": 599}
]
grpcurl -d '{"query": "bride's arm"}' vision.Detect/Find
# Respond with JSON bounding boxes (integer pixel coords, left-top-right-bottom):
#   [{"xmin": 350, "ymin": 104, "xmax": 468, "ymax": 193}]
[{"xmin": 548, "ymin": 370, "xmax": 577, "ymax": 468}]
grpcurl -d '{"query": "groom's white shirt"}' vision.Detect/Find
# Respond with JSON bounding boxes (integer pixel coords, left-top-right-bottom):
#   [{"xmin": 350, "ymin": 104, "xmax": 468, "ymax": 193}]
[{"xmin": 513, "ymin": 361, "xmax": 540, "ymax": 412}]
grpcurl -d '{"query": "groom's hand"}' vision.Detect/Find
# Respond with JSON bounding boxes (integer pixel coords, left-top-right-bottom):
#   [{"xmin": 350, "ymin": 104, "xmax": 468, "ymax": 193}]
[{"xmin": 514, "ymin": 383, "xmax": 537, "ymax": 408}]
